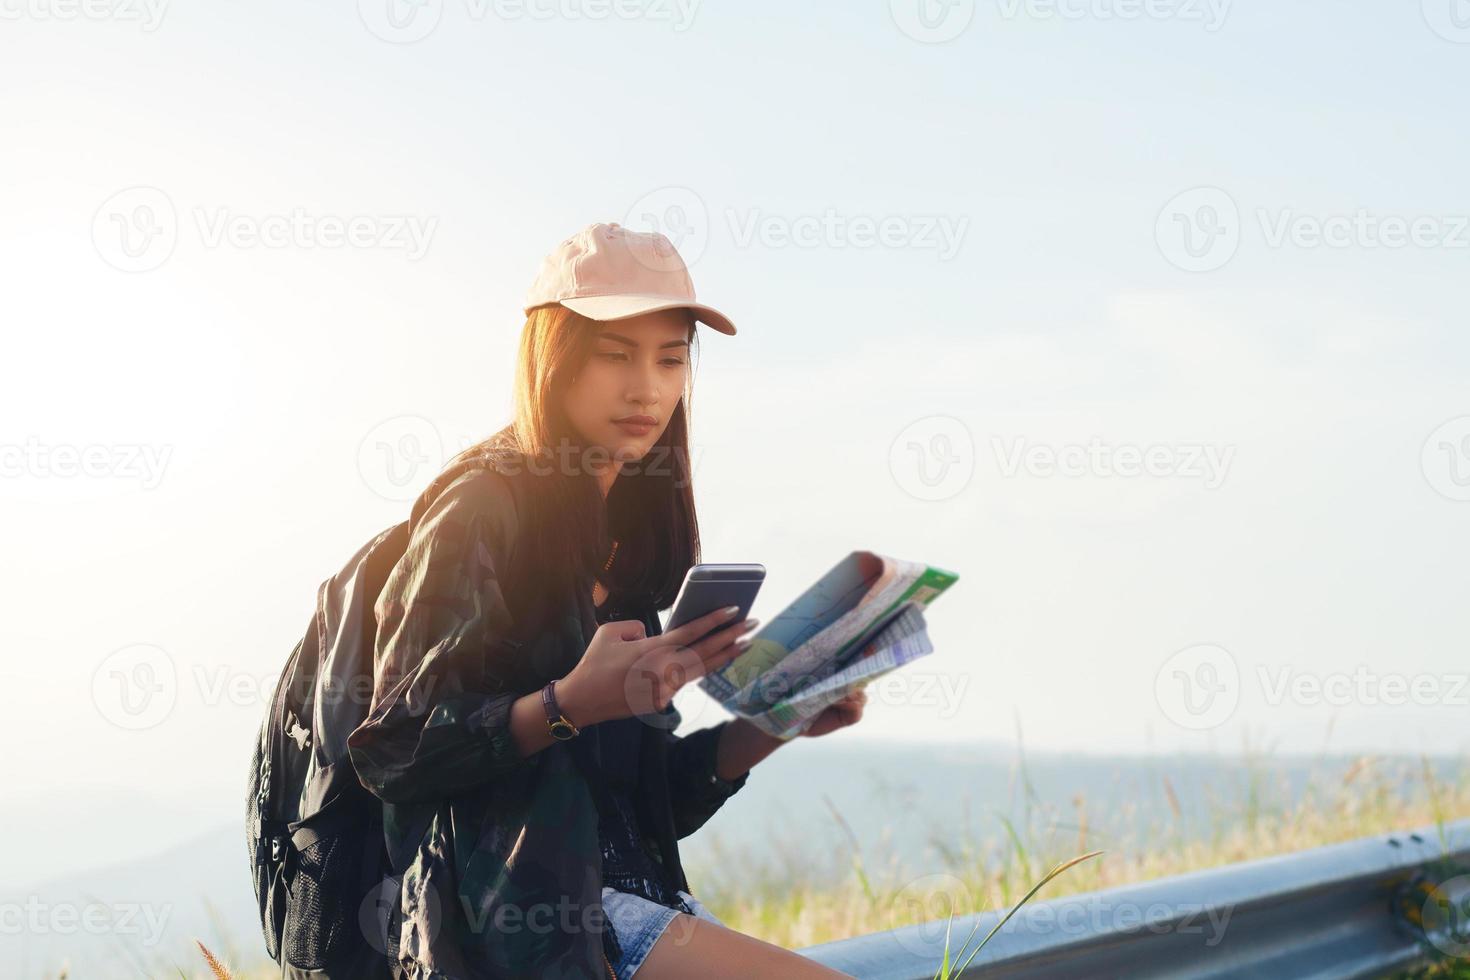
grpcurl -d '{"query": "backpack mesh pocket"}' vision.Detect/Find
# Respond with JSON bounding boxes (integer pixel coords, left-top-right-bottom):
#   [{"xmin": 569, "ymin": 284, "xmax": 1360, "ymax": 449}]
[{"xmin": 282, "ymin": 823, "xmax": 361, "ymax": 970}]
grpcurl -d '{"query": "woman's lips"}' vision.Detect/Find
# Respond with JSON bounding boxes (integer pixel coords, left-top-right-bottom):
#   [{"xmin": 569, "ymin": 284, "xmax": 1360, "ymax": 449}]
[{"xmin": 613, "ymin": 420, "xmax": 655, "ymax": 436}]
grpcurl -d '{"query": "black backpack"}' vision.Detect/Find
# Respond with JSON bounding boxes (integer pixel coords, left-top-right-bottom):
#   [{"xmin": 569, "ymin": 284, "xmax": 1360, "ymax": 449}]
[{"xmin": 246, "ymin": 520, "xmax": 409, "ymax": 978}]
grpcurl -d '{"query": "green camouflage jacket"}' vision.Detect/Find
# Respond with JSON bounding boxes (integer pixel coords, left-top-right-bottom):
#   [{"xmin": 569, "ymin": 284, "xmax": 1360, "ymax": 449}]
[{"xmin": 346, "ymin": 428, "xmax": 749, "ymax": 979}]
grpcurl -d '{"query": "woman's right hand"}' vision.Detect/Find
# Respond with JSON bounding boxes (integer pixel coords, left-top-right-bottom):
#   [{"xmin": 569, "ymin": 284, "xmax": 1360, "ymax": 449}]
[{"xmin": 556, "ymin": 606, "xmax": 761, "ymax": 727}]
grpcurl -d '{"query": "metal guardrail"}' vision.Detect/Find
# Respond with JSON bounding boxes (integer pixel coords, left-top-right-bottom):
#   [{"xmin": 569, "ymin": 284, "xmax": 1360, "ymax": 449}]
[{"xmin": 797, "ymin": 820, "xmax": 1470, "ymax": 979}]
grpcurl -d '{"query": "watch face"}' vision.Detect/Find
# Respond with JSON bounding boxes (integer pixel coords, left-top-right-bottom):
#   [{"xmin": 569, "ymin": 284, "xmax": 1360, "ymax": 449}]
[{"xmin": 549, "ymin": 720, "xmax": 578, "ymax": 740}]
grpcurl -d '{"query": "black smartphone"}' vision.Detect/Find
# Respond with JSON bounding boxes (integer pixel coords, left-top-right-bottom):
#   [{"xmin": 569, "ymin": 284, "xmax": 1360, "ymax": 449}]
[{"xmin": 664, "ymin": 563, "xmax": 765, "ymax": 641}]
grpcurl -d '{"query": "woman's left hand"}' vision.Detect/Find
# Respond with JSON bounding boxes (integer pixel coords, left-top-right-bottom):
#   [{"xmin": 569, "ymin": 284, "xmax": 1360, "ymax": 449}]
[{"xmin": 799, "ymin": 688, "xmax": 868, "ymax": 738}]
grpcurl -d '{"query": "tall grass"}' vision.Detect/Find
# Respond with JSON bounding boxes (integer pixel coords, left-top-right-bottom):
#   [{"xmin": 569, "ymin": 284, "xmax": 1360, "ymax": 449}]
[
  {"xmin": 166, "ymin": 752, "xmax": 1470, "ymax": 977},
  {"xmin": 687, "ymin": 753, "xmax": 1470, "ymax": 950}
]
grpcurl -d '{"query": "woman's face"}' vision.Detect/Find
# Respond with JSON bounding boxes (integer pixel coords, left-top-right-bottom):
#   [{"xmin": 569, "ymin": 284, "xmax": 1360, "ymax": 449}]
[{"xmin": 562, "ymin": 308, "xmax": 692, "ymax": 469}]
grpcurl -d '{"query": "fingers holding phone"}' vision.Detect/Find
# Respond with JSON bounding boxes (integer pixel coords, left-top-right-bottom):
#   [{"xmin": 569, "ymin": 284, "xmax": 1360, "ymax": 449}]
[{"xmin": 563, "ymin": 564, "xmax": 765, "ymax": 724}]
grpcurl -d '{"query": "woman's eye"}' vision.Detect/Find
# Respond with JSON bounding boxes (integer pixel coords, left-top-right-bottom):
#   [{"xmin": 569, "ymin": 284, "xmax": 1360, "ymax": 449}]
[
  {"xmin": 661, "ymin": 358, "xmax": 686, "ymax": 367},
  {"xmin": 597, "ymin": 351, "xmax": 628, "ymax": 362}
]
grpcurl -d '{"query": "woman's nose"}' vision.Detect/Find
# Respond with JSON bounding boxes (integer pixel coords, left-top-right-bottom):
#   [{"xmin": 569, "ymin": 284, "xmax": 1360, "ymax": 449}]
[{"xmin": 625, "ymin": 363, "xmax": 660, "ymax": 405}]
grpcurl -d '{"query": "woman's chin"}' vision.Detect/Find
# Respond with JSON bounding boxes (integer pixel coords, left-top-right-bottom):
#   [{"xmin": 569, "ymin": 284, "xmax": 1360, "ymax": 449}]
[
  {"xmin": 612, "ymin": 440, "xmax": 656, "ymax": 463},
  {"xmin": 598, "ymin": 431, "xmax": 656, "ymax": 463}
]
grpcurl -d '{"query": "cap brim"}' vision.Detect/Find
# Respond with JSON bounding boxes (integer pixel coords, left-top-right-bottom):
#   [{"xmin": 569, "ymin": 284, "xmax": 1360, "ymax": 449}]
[{"xmin": 559, "ymin": 293, "xmax": 737, "ymax": 336}]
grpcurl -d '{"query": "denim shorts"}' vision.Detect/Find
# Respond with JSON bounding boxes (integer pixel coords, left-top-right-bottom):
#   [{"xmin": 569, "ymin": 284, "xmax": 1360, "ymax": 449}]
[{"xmin": 600, "ymin": 886, "xmax": 724, "ymax": 979}]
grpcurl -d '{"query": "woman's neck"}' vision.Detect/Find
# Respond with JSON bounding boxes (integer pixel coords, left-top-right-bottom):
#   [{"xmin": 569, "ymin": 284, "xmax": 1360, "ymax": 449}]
[{"xmin": 596, "ymin": 463, "xmax": 619, "ymax": 499}]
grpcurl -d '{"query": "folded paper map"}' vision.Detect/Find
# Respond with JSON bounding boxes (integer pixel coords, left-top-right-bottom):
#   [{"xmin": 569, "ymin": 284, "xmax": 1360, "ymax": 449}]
[{"xmin": 697, "ymin": 551, "xmax": 958, "ymax": 740}]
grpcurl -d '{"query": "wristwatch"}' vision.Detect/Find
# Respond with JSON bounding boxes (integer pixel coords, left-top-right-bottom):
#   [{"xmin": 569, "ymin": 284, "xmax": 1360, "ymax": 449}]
[{"xmin": 541, "ymin": 679, "xmax": 582, "ymax": 741}]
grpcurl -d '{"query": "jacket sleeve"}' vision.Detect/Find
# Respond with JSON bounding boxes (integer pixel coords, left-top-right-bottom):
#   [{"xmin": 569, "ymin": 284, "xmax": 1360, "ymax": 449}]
[
  {"xmin": 662, "ymin": 708, "xmax": 750, "ymax": 840},
  {"xmin": 347, "ymin": 469, "xmax": 538, "ymax": 805}
]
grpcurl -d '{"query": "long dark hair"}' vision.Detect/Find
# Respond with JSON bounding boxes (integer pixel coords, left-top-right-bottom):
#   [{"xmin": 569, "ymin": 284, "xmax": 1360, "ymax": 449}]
[{"xmin": 478, "ymin": 304, "xmax": 702, "ymax": 612}]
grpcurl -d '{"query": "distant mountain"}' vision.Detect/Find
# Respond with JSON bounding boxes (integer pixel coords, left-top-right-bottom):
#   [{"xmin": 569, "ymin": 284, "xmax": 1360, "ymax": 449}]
[{"xmin": 0, "ymin": 823, "xmax": 257, "ymax": 978}]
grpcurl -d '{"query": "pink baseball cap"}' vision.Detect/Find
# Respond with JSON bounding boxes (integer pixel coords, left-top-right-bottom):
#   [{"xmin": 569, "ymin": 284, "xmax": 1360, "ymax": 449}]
[{"xmin": 523, "ymin": 222, "xmax": 737, "ymax": 336}]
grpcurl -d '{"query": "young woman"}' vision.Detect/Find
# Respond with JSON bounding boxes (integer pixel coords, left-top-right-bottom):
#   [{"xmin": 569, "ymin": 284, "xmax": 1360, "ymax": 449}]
[{"xmin": 347, "ymin": 223, "xmax": 865, "ymax": 979}]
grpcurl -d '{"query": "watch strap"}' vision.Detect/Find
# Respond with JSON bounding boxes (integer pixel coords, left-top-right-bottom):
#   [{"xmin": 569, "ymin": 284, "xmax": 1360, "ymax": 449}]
[{"xmin": 542, "ymin": 680, "xmax": 581, "ymax": 740}]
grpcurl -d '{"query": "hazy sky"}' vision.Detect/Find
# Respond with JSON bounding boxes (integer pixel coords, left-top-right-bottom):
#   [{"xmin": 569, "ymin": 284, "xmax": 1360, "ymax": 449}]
[{"xmin": 4, "ymin": 0, "xmax": 1469, "ymax": 881}]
